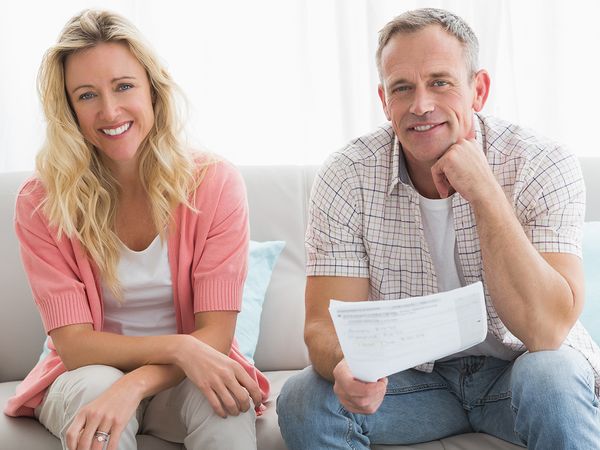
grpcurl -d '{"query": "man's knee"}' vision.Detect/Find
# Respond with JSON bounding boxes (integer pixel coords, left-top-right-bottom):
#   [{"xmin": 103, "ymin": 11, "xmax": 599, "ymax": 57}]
[
  {"xmin": 511, "ymin": 347, "xmax": 595, "ymax": 404},
  {"xmin": 277, "ymin": 366, "xmax": 338, "ymax": 427}
]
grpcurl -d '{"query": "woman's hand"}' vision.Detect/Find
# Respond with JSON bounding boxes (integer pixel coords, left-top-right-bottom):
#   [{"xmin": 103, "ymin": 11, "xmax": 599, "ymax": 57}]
[
  {"xmin": 65, "ymin": 376, "xmax": 143, "ymax": 450},
  {"xmin": 176, "ymin": 335, "xmax": 263, "ymax": 418}
]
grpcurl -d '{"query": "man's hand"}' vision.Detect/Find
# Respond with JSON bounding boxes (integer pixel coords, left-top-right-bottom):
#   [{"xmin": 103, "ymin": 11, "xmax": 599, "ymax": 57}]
[
  {"xmin": 332, "ymin": 359, "xmax": 388, "ymax": 415},
  {"xmin": 431, "ymin": 137, "xmax": 500, "ymax": 203}
]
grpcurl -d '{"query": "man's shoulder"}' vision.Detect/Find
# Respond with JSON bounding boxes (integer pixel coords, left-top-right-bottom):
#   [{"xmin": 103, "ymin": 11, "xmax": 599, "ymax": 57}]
[
  {"xmin": 321, "ymin": 124, "xmax": 395, "ymax": 175},
  {"xmin": 480, "ymin": 114, "xmax": 569, "ymax": 162}
]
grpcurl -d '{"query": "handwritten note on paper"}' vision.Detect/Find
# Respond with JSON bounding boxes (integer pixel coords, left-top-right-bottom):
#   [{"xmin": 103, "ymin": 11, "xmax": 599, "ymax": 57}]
[{"xmin": 329, "ymin": 282, "xmax": 487, "ymax": 382}]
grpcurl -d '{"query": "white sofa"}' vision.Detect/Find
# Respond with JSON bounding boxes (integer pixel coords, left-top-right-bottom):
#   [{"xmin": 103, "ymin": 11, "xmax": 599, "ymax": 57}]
[{"xmin": 1, "ymin": 160, "xmax": 599, "ymax": 449}]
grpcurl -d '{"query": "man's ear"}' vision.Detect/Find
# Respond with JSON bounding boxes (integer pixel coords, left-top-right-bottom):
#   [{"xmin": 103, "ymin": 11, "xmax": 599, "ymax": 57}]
[
  {"xmin": 472, "ymin": 69, "xmax": 490, "ymax": 112},
  {"xmin": 378, "ymin": 84, "xmax": 391, "ymax": 121}
]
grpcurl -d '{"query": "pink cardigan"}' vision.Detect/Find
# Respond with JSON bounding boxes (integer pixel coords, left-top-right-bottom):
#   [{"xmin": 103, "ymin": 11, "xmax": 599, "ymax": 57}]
[{"xmin": 4, "ymin": 160, "xmax": 270, "ymax": 417}]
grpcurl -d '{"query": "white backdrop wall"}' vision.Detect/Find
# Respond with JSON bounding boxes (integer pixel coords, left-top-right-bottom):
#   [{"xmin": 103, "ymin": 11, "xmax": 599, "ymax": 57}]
[{"xmin": 1, "ymin": 0, "xmax": 598, "ymax": 172}]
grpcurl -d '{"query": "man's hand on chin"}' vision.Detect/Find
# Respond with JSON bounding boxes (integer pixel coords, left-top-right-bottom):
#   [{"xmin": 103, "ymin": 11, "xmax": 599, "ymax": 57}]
[{"xmin": 431, "ymin": 136, "xmax": 501, "ymax": 204}]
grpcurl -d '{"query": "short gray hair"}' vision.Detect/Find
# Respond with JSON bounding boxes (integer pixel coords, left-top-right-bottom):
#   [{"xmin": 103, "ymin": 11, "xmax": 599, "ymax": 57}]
[{"xmin": 376, "ymin": 8, "xmax": 479, "ymax": 81}]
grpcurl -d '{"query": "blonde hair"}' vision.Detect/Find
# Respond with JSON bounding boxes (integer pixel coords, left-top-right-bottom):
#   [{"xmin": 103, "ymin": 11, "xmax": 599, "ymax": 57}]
[{"xmin": 36, "ymin": 9, "xmax": 210, "ymax": 298}]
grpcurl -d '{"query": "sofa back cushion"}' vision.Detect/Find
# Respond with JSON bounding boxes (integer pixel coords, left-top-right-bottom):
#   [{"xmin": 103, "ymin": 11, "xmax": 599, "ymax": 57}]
[
  {"xmin": 239, "ymin": 166, "xmax": 316, "ymax": 371},
  {"xmin": 0, "ymin": 172, "xmax": 47, "ymax": 382}
]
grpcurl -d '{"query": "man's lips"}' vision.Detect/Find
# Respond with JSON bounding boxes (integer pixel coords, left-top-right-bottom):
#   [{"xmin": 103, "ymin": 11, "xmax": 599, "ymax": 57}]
[{"xmin": 407, "ymin": 122, "xmax": 445, "ymax": 132}]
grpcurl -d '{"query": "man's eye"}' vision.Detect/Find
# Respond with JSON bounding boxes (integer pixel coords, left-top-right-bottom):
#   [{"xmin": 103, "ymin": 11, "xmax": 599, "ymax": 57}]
[
  {"xmin": 393, "ymin": 85, "xmax": 411, "ymax": 93},
  {"xmin": 433, "ymin": 80, "xmax": 449, "ymax": 87},
  {"xmin": 79, "ymin": 92, "xmax": 96, "ymax": 100},
  {"xmin": 118, "ymin": 83, "xmax": 133, "ymax": 91}
]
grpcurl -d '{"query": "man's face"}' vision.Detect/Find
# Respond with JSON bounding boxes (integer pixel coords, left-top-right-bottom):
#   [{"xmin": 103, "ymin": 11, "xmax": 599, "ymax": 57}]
[{"xmin": 378, "ymin": 25, "xmax": 489, "ymax": 169}]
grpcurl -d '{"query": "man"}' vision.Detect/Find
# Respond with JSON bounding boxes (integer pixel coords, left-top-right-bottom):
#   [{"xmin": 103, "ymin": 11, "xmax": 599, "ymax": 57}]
[{"xmin": 277, "ymin": 8, "xmax": 600, "ymax": 450}]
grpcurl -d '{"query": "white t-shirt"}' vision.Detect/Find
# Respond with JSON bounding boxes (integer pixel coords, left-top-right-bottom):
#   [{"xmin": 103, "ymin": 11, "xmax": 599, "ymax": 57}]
[
  {"xmin": 101, "ymin": 235, "xmax": 177, "ymax": 336},
  {"xmin": 418, "ymin": 193, "xmax": 521, "ymax": 361}
]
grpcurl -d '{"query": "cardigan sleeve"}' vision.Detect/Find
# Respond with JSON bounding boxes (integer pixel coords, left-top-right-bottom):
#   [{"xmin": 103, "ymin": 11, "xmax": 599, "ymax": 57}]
[
  {"xmin": 14, "ymin": 180, "xmax": 93, "ymax": 332},
  {"xmin": 191, "ymin": 162, "xmax": 249, "ymax": 313}
]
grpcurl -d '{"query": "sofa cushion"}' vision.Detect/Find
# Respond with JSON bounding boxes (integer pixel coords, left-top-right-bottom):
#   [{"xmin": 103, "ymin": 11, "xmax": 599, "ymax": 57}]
[
  {"xmin": 235, "ymin": 240, "xmax": 285, "ymax": 363},
  {"xmin": 581, "ymin": 221, "xmax": 600, "ymax": 344}
]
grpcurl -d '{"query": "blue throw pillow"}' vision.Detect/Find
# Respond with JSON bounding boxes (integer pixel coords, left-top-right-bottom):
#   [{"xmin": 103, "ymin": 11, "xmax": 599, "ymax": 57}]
[
  {"xmin": 235, "ymin": 240, "xmax": 285, "ymax": 363},
  {"xmin": 38, "ymin": 240, "xmax": 286, "ymax": 365},
  {"xmin": 581, "ymin": 222, "xmax": 600, "ymax": 345}
]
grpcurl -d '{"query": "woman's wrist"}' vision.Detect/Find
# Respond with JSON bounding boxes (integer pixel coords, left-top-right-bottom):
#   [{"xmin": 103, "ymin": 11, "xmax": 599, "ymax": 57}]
[{"xmin": 171, "ymin": 334, "xmax": 199, "ymax": 369}]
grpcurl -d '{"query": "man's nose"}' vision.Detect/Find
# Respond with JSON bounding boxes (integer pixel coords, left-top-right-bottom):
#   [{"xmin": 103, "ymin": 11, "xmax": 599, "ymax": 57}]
[{"xmin": 409, "ymin": 85, "xmax": 434, "ymax": 116}]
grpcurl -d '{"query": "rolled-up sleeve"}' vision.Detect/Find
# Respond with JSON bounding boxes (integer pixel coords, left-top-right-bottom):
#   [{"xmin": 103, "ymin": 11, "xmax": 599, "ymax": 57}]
[
  {"xmin": 306, "ymin": 155, "xmax": 369, "ymax": 278},
  {"xmin": 518, "ymin": 149, "xmax": 585, "ymax": 257}
]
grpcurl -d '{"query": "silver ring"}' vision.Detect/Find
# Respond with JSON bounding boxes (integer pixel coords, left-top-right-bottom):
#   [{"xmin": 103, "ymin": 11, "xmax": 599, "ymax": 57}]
[{"xmin": 94, "ymin": 431, "xmax": 110, "ymax": 443}]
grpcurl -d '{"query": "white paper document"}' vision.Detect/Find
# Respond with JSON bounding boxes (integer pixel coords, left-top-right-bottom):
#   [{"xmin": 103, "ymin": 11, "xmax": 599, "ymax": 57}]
[{"xmin": 329, "ymin": 282, "xmax": 487, "ymax": 382}]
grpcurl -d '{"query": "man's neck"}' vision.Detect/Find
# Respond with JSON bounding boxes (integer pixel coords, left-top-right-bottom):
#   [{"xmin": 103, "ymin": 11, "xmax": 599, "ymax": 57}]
[{"xmin": 406, "ymin": 160, "xmax": 441, "ymax": 199}]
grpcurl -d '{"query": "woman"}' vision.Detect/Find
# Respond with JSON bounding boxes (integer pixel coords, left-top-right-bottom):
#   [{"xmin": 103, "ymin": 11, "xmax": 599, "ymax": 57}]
[{"xmin": 4, "ymin": 9, "xmax": 269, "ymax": 450}]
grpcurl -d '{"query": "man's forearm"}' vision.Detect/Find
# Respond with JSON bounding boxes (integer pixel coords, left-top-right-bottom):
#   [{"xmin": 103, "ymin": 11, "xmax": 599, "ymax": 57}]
[
  {"xmin": 305, "ymin": 322, "xmax": 345, "ymax": 382},
  {"xmin": 472, "ymin": 187, "xmax": 579, "ymax": 350}
]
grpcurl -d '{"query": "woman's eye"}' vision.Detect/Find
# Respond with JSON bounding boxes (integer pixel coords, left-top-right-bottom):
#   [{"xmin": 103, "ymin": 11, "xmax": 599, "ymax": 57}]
[
  {"xmin": 79, "ymin": 92, "xmax": 96, "ymax": 100},
  {"xmin": 118, "ymin": 83, "xmax": 133, "ymax": 91}
]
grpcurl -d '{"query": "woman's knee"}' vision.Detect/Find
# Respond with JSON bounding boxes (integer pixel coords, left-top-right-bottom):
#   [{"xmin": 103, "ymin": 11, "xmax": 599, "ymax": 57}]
[{"xmin": 57, "ymin": 365, "xmax": 125, "ymax": 405}]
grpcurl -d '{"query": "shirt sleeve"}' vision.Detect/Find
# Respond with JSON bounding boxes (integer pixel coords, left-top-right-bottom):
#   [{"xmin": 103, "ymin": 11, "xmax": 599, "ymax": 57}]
[
  {"xmin": 305, "ymin": 154, "xmax": 369, "ymax": 278},
  {"xmin": 191, "ymin": 162, "xmax": 249, "ymax": 313},
  {"xmin": 14, "ymin": 180, "xmax": 93, "ymax": 332},
  {"xmin": 517, "ymin": 149, "xmax": 585, "ymax": 257}
]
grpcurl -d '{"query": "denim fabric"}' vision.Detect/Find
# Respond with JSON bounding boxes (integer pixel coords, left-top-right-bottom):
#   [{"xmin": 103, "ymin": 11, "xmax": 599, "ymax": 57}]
[{"xmin": 277, "ymin": 347, "xmax": 600, "ymax": 449}]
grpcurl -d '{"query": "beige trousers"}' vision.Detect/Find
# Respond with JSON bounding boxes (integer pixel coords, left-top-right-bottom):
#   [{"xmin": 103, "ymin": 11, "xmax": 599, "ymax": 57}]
[{"xmin": 35, "ymin": 365, "xmax": 256, "ymax": 450}]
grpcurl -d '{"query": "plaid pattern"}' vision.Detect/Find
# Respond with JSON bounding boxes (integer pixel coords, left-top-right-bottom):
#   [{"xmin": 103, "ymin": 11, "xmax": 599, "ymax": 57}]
[{"xmin": 306, "ymin": 113, "xmax": 600, "ymax": 395}]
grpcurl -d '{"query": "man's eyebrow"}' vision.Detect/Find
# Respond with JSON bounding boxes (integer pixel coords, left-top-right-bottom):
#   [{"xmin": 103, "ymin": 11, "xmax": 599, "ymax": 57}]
[
  {"xmin": 429, "ymin": 71, "xmax": 455, "ymax": 79},
  {"xmin": 70, "ymin": 76, "xmax": 137, "ymax": 95}
]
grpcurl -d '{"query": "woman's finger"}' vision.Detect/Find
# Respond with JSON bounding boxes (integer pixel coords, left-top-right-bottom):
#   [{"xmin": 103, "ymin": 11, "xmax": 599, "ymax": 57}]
[
  {"xmin": 213, "ymin": 382, "xmax": 242, "ymax": 416},
  {"xmin": 65, "ymin": 413, "xmax": 85, "ymax": 450},
  {"xmin": 90, "ymin": 418, "xmax": 112, "ymax": 450},
  {"xmin": 76, "ymin": 412, "xmax": 100, "ymax": 450},
  {"xmin": 225, "ymin": 379, "xmax": 251, "ymax": 413},
  {"xmin": 202, "ymin": 387, "xmax": 227, "ymax": 418},
  {"xmin": 105, "ymin": 423, "xmax": 125, "ymax": 450},
  {"xmin": 234, "ymin": 366, "xmax": 262, "ymax": 407}
]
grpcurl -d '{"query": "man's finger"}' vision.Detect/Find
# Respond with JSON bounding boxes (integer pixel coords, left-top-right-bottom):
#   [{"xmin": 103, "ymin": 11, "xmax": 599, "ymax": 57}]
[{"xmin": 431, "ymin": 165, "xmax": 452, "ymax": 198}]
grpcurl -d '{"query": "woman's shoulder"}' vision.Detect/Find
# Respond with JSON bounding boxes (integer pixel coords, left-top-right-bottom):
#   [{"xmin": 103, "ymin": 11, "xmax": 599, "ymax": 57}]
[
  {"xmin": 191, "ymin": 152, "xmax": 244, "ymax": 192},
  {"xmin": 16, "ymin": 176, "xmax": 47, "ymax": 209}
]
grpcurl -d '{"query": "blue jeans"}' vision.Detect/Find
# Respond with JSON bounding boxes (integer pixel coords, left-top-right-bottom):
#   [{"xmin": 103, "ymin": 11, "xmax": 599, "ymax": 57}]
[{"xmin": 277, "ymin": 347, "xmax": 600, "ymax": 449}]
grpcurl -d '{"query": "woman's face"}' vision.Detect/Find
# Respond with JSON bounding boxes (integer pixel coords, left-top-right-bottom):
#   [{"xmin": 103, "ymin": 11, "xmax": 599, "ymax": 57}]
[{"xmin": 64, "ymin": 41, "xmax": 155, "ymax": 171}]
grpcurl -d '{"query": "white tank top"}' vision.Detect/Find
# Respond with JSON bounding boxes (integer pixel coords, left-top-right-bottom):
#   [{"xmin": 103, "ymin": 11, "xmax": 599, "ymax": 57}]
[
  {"xmin": 418, "ymin": 193, "xmax": 521, "ymax": 361},
  {"xmin": 101, "ymin": 235, "xmax": 177, "ymax": 336}
]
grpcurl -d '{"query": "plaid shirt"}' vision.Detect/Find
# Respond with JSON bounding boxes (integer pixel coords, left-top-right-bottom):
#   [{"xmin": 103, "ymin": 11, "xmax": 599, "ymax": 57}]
[{"xmin": 306, "ymin": 113, "xmax": 600, "ymax": 395}]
